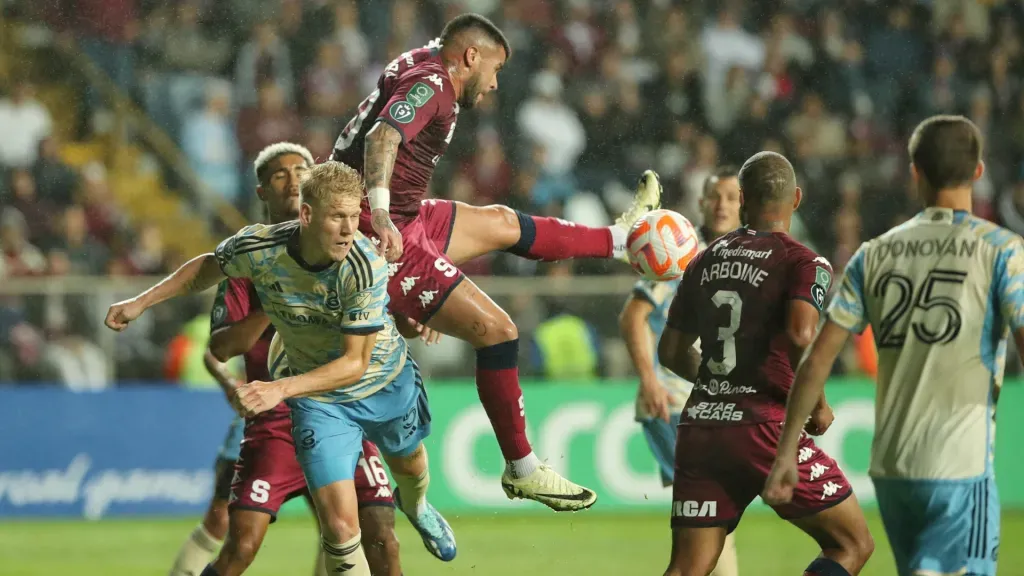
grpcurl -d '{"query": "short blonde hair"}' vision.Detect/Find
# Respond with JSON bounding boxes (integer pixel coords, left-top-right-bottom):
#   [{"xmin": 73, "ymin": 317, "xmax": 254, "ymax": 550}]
[{"xmin": 300, "ymin": 161, "xmax": 364, "ymax": 208}]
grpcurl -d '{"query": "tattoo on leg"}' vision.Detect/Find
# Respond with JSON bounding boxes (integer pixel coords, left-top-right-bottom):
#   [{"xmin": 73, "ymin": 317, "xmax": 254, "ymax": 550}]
[{"xmin": 473, "ymin": 321, "xmax": 488, "ymax": 337}]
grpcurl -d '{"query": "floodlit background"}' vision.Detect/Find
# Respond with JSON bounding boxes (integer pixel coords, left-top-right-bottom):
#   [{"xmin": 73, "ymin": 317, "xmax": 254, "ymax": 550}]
[{"xmin": 1, "ymin": 0, "xmax": 1023, "ymax": 574}]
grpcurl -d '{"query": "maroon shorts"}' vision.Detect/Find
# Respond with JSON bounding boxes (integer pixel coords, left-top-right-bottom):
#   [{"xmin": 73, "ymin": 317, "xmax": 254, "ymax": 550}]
[
  {"xmin": 671, "ymin": 422, "xmax": 852, "ymax": 533},
  {"xmin": 359, "ymin": 199, "xmax": 462, "ymax": 323},
  {"xmin": 229, "ymin": 406, "xmax": 395, "ymax": 520}
]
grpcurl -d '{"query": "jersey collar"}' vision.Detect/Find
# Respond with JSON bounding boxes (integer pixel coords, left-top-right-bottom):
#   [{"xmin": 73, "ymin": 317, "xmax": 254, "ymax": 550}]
[
  {"xmin": 286, "ymin": 227, "xmax": 336, "ymax": 273},
  {"xmin": 918, "ymin": 207, "xmax": 969, "ymax": 224}
]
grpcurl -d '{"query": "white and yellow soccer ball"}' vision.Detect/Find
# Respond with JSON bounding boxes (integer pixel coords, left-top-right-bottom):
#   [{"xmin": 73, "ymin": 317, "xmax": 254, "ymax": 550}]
[{"xmin": 626, "ymin": 209, "xmax": 700, "ymax": 281}]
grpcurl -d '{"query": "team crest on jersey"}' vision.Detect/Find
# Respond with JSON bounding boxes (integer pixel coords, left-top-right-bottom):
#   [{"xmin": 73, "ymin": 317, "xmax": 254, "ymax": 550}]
[
  {"xmin": 325, "ymin": 288, "xmax": 341, "ymax": 311},
  {"xmin": 406, "ymin": 82, "xmax": 435, "ymax": 107},
  {"xmin": 390, "ymin": 101, "xmax": 415, "ymax": 124},
  {"xmin": 211, "ymin": 302, "xmax": 227, "ymax": 327}
]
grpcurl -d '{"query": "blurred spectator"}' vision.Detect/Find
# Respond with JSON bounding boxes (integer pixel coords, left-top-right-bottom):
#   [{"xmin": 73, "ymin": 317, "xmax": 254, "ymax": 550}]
[
  {"xmin": 327, "ymin": 0, "xmax": 370, "ymax": 72},
  {"xmin": 68, "ymin": 0, "xmax": 139, "ymax": 95},
  {"xmin": 1, "ymin": 209, "xmax": 46, "ymax": 277},
  {"xmin": 461, "ymin": 131, "xmax": 513, "ymax": 205},
  {"xmin": 700, "ymin": 5, "xmax": 765, "ymax": 107},
  {"xmin": 181, "ymin": 82, "xmax": 242, "ymax": 206},
  {"xmin": 128, "ymin": 223, "xmax": 168, "ymax": 275},
  {"xmin": 0, "ymin": 80, "xmax": 53, "ymax": 168},
  {"xmin": 517, "ymin": 71, "xmax": 585, "ymax": 178},
  {"xmin": 238, "ymin": 82, "xmax": 303, "ymax": 160},
  {"xmin": 33, "ymin": 137, "xmax": 78, "ymax": 207},
  {"xmin": 234, "ymin": 21, "xmax": 296, "ymax": 109},
  {"xmin": 158, "ymin": 1, "xmax": 233, "ymax": 75},
  {"xmin": 79, "ymin": 163, "xmax": 127, "ymax": 245},
  {"xmin": 304, "ymin": 42, "xmax": 355, "ymax": 120},
  {"xmin": 786, "ymin": 93, "xmax": 848, "ymax": 162},
  {"xmin": 7, "ymin": 169, "xmax": 54, "ymax": 244},
  {"xmin": 57, "ymin": 205, "xmax": 108, "ymax": 275}
]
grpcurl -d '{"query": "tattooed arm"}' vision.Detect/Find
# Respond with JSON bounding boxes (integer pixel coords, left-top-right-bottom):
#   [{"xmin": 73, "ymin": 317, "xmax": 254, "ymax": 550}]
[{"xmin": 363, "ymin": 121, "xmax": 405, "ymax": 262}]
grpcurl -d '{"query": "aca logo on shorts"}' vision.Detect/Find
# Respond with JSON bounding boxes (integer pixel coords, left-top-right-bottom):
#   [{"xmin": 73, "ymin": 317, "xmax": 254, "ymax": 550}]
[
  {"xmin": 685, "ymin": 402, "xmax": 744, "ymax": 422},
  {"xmin": 672, "ymin": 500, "xmax": 718, "ymax": 518}
]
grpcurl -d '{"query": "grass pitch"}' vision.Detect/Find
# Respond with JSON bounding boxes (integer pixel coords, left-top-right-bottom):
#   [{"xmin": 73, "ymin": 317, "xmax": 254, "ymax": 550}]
[{"xmin": 2, "ymin": 511, "xmax": 1021, "ymax": 575}]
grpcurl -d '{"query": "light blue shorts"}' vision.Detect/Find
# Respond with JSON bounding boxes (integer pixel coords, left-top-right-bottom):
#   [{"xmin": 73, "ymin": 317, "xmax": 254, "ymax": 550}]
[
  {"xmin": 287, "ymin": 358, "xmax": 431, "ymax": 491},
  {"xmin": 216, "ymin": 417, "xmax": 245, "ymax": 462},
  {"xmin": 874, "ymin": 475, "xmax": 999, "ymax": 576},
  {"xmin": 641, "ymin": 411, "xmax": 681, "ymax": 486}
]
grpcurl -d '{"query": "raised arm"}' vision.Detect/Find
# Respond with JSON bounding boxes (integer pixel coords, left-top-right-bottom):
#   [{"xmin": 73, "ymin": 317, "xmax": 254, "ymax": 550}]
[{"xmin": 105, "ymin": 254, "xmax": 225, "ymax": 332}]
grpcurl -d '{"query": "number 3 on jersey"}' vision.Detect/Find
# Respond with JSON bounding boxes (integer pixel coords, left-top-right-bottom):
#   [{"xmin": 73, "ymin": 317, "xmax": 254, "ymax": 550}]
[{"xmin": 708, "ymin": 290, "xmax": 742, "ymax": 375}]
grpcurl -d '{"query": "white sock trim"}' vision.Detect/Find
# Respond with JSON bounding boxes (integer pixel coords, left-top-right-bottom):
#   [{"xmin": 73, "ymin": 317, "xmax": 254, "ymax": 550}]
[{"xmin": 507, "ymin": 452, "xmax": 541, "ymax": 479}]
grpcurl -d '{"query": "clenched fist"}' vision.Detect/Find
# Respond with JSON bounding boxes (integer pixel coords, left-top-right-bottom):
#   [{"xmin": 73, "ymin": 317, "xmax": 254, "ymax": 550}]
[
  {"xmin": 105, "ymin": 298, "xmax": 146, "ymax": 331},
  {"xmin": 232, "ymin": 380, "xmax": 285, "ymax": 418}
]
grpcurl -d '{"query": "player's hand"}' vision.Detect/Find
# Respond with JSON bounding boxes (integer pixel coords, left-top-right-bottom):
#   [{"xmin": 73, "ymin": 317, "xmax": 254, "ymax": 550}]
[
  {"xmin": 104, "ymin": 298, "xmax": 146, "ymax": 331},
  {"xmin": 371, "ymin": 208, "xmax": 403, "ymax": 263},
  {"xmin": 233, "ymin": 380, "xmax": 284, "ymax": 418},
  {"xmin": 407, "ymin": 317, "xmax": 443, "ymax": 346},
  {"xmin": 762, "ymin": 459, "xmax": 799, "ymax": 506},
  {"xmin": 805, "ymin": 402, "xmax": 834, "ymax": 436},
  {"xmin": 639, "ymin": 379, "xmax": 671, "ymax": 423}
]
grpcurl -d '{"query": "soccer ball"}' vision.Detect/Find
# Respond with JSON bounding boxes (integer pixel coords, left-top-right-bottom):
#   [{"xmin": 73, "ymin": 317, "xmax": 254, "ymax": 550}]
[{"xmin": 627, "ymin": 210, "xmax": 700, "ymax": 281}]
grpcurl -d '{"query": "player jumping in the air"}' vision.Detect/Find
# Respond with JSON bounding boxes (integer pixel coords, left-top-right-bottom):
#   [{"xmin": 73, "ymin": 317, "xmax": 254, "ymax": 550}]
[
  {"xmin": 619, "ymin": 166, "xmax": 742, "ymax": 576},
  {"xmin": 764, "ymin": 115, "xmax": 1023, "ymax": 576},
  {"xmin": 166, "ymin": 144, "xmax": 405, "ymax": 576},
  {"xmin": 106, "ymin": 161, "xmax": 454, "ymax": 576},
  {"xmin": 658, "ymin": 152, "xmax": 874, "ymax": 576},
  {"xmin": 332, "ymin": 12, "xmax": 661, "ymax": 511}
]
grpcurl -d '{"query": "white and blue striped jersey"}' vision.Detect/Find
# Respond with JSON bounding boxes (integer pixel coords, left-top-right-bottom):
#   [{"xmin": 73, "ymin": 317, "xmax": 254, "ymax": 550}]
[
  {"xmin": 828, "ymin": 207, "xmax": 1024, "ymax": 480},
  {"xmin": 630, "ymin": 231, "xmax": 708, "ymax": 420}
]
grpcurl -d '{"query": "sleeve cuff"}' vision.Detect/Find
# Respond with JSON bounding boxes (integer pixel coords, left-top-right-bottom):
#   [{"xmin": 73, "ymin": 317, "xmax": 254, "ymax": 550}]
[{"xmin": 374, "ymin": 117, "xmax": 409, "ymax": 145}]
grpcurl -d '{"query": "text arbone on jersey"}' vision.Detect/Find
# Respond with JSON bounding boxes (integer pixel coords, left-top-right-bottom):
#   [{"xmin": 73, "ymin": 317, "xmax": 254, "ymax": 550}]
[{"xmin": 700, "ymin": 261, "xmax": 769, "ymax": 287}]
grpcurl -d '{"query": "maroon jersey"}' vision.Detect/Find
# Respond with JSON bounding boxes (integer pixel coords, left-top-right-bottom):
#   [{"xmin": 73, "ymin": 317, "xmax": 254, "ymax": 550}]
[
  {"xmin": 666, "ymin": 228, "xmax": 833, "ymax": 426},
  {"xmin": 210, "ymin": 278, "xmax": 288, "ymax": 416},
  {"xmin": 332, "ymin": 41, "xmax": 459, "ymax": 225}
]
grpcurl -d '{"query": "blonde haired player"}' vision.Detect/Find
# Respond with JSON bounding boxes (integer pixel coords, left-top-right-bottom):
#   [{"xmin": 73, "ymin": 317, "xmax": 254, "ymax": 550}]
[
  {"xmin": 619, "ymin": 166, "xmax": 742, "ymax": 576},
  {"xmin": 107, "ymin": 161, "xmax": 454, "ymax": 576},
  {"xmin": 767, "ymin": 115, "xmax": 1022, "ymax": 576}
]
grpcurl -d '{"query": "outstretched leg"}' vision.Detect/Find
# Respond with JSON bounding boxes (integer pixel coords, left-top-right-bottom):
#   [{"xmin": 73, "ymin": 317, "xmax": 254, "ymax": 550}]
[
  {"xmin": 426, "ymin": 277, "xmax": 597, "ymax": 511},
  {"xmin": 443, "ymin": 171, "xmax": 662, "ymax": 266},
  {"xmin": 787, "ymin": 495, "xmax": 875, "ymax": 575}
]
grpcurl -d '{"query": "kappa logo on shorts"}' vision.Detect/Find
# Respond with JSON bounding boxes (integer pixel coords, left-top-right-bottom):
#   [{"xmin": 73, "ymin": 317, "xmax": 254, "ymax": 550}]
[
  {"xmin": 401, "ymin": 276, "xmax": 419, "ymax": 295},
  {"xmin": 685, "ymin": 402, "xmax": 743, "ymax": 422},
  {"xmin": 809, "ymin": 462, "xmax": 829, "ymax": 481},
  {"xmin": 821, "ymin": 481, "xmax": 844, "ymax": 499},
  {"xmin": 798, "ymin": 447, "xmax": 815, "ymax": 464},
  {"xmin": 673, "ymin": 500, "xmax": 718, "ymax": 518},
  {"xmin": 419, "ymin": 290, "xmax": 438, "ymax": 308},
  {"xmin": 387, "ymin": 262, "xmax": 403, "ymax": 277}
]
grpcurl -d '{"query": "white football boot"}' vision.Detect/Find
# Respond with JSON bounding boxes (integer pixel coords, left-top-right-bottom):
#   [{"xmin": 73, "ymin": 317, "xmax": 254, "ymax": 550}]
[
  {"xmin": 501, "ymin": 464, "xmax": 598, "ymax": 512},
  {"xmin": 614, "ymin": 169, "xmax": 664, "ymax": 263}
]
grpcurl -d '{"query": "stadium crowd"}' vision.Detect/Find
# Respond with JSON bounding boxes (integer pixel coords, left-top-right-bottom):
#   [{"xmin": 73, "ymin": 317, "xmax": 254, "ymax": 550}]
[{"xmin": 3, "ymin": 0, "xmax": 1024, "ymax": 384}]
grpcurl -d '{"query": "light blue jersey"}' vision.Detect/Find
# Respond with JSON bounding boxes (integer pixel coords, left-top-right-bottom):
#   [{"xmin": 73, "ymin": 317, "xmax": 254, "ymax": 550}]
[
  {"xmin": 828, "ymin": 207, "xmax": 1024, "ymax": 575},
  {"xmin": 216, "ymin": 221, "xmax": 407, "ymax": 403}
]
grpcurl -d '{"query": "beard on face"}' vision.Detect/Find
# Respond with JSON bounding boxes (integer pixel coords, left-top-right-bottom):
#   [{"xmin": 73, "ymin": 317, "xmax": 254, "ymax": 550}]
[{"xmin": 458, "ymin": 74, "xmax": 483, "ymax": 109}]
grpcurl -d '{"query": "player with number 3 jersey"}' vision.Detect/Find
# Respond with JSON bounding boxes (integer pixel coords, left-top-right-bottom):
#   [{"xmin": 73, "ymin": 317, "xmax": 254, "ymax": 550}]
[{"xmin": 659, "ymin": 152, "xmax": 874, "ymax": 576}]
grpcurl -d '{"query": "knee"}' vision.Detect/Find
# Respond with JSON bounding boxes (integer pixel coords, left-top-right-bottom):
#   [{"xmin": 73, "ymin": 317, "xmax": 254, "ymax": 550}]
[
  {"xmin": 321, "ymin": 514, "xmax": 360, "ymax": 544},
  {"xmin": 469, "ymin": 308, "xmax": 518, "ymax": 347},
  {"xmin": 203, "ymin": 502, "xmax": 230, "ymax": 540},
  {"xmin": 223, "ymin": 534, "xmax": 261, "ymax": 568},
  {"xmin": 364, "ymin": 526, "xmax": 400, "ymax": 562},
  {"xmin": 485, "ymin": 205, "xmax": 522, "ymax": 239},
  {"xmin": 851, "ymin": 530, "xmax": 875, "ymax": 568}
]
